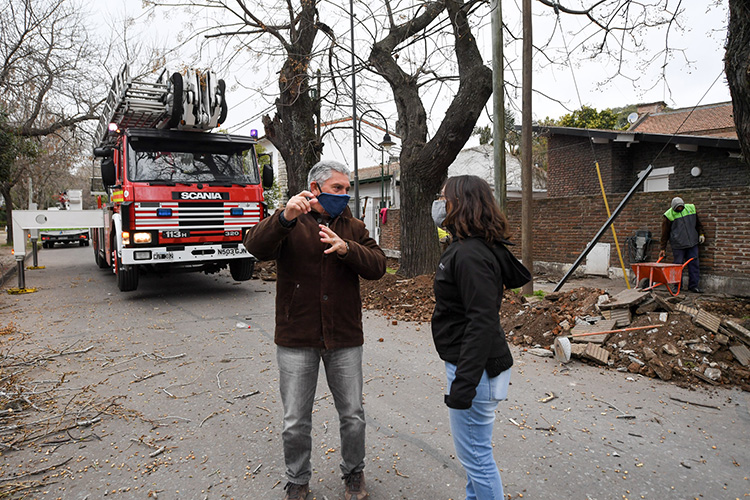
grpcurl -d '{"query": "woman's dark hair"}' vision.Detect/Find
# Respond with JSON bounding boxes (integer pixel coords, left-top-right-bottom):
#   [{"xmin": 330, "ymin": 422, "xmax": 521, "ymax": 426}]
[{"xmin": 442, "ymin": 175, "xmax": 510, "ymax": 243}]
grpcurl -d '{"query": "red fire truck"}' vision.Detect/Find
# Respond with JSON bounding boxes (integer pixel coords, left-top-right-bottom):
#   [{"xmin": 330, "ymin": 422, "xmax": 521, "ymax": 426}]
[{"xmin": 92, "ymin": 64, "xmax": 273, "ymax": 291}]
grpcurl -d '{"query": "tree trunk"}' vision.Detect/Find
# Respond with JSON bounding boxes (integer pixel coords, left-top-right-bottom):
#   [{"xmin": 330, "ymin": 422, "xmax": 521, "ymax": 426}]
[
  {"xmin": 369, "ymin": 0, "xmax": 493, "ymax": 277},
  {"xmin": 725, "ymin": 0, "xmax": 750, "ymax": 164},
  {"xmin": 2, "ymin": 185, "xmax": 13, "ymax": 244},
  {"xmin": 398, "ymin": 166, "xmax": 443, "ymax": 276},
  {"xmin": 261, "ymin": 4, "xmax": 322, "ymax": 196}
]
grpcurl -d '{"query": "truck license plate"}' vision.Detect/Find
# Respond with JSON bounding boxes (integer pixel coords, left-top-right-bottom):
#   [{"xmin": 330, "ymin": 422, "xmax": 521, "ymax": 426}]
[{"xmin": 162, "ymin": 230, "xmax": 189, "ymax": 238}]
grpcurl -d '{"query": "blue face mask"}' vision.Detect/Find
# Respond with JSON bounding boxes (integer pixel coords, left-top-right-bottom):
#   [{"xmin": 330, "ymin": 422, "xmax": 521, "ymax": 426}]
[{"xmin": 317, "ymin": 192, "xmax": 350, "ymax": 218}]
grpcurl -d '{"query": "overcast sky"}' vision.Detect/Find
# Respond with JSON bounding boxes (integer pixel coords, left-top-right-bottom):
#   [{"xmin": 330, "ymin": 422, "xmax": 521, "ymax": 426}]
[{"xmin": 91, "ymin": 1, "xmax": 732, "ymax": 165}]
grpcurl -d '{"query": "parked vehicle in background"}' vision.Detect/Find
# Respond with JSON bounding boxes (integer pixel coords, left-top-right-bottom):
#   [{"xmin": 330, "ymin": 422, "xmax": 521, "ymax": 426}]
[
  {"xmin": 40, "ymin": 229, "xmax": 90, "ymax": 248},
  {"xmin": 91, "ymin": 64, "xmax": 273, "ymax": 292}
]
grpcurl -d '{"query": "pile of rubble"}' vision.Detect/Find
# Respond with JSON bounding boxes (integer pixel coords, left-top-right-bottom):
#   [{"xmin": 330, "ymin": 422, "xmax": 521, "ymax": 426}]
[
  {"xmin": 507, "ymin": 287, "xmax": 750, "ymax": 391},
  {"xmin": 265, "ymin": 263, "xmax": 749, "ymax": 391}
]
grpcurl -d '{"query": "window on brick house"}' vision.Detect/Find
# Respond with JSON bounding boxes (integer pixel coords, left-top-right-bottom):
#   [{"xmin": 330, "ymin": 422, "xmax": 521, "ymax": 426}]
[{"xmin": 640, "ymin": 166, "xmax": 674, "ymax": 192}]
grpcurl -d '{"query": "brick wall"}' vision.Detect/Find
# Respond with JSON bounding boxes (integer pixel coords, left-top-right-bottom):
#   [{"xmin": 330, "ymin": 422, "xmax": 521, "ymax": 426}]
[
  {"xmin": 504, "ymin": 188, "xmax": 750, "ymax": 290},
  {"xmin": 379, "ymin": 208, "xmax": 401, "ymax": 253},
  {"xmin": 381, "ymin": 188, "xmax": 750, "ymax": 294}
]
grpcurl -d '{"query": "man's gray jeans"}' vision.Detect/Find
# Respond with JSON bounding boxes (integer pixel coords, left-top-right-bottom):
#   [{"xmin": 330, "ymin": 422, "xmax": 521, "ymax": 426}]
[{"xmin": 277, "ymin": 345, "xmax": 366, "ymax": 484}]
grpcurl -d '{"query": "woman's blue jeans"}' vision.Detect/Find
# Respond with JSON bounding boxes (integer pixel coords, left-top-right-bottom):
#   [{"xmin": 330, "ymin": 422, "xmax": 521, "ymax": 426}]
[
  {"xmin": 277, "ymin": 346, "xmax": 365, "ymax": 484},
  {"xmin": 445, "ymin": 362, "xmax": 511, "ymax": 500}
]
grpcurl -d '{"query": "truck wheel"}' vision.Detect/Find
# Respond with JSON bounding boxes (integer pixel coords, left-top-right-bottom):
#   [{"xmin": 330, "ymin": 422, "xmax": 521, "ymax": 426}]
[
  {"xmin": 229, "ymin": 258, "xmax": 255, "ymax": 281},
  {"xmin": 217, "ymin": 79, "xmax": 228, "ymax": 125},
  {"xmin": 79, "ymin": 240, "xmax": 86, "ymax": 247},
  {"xmin": 94, "ymin": 248, "xmax": 109, "ymax": 269},
  {"xmin": 165, "ymin": 72, "xmax": 184, "ymax": 129},
  {"xmin": 116, "ymin": 256, "xmax": 139, "ymax": 291}
]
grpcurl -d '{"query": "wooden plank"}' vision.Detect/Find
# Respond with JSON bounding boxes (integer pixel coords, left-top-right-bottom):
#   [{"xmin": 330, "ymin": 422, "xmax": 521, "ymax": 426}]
[
  {"xmin": 570, "ymin": 319, "xmax": 617, "ymax": 344},
  {"xmin": 675, "ymin": 303, "xmax": 699, "ymax": 317},
  {"xmin": 729, "ymin": 344, "xmax": 750, "ymax": 367},
  {"xmin": 610, "ymin": 308, "xmax": 631, "ymax": 327},
  {"xmin": 724, "ymin": 320, "xmax": 750, "ymax": 346},
  {"xmin": 695, "ymin": 309, "xmax": 721, "ymax": 333},
  {"xmin": 602, "ymin": 307, "xmax": 632, "ymax": 327},
  {"xmin": 599, "ymin": 289, "xmax": 649, "ymax": 310},
  {"xmin": 583, "ymin": 343, "xmax": 610, "ymax": 365}
]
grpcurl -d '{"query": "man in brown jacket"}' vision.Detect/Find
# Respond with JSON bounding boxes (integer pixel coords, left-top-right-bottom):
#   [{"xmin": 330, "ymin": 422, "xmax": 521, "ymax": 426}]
[{"xmin": 243, "ymin": 160, "xmax": 386, "ymax": 500}]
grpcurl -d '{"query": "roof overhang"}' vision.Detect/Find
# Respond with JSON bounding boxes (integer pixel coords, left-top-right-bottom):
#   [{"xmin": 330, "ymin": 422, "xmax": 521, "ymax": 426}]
[{"xmin": 537, "ymin": 126, "xmax": 740, "ymax": 151}]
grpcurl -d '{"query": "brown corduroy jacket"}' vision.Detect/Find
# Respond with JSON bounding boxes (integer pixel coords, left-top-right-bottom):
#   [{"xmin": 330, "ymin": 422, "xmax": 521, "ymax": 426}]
[{"xmin": 243, "ymin": 207, "xmax": 386, "ymax": 349}]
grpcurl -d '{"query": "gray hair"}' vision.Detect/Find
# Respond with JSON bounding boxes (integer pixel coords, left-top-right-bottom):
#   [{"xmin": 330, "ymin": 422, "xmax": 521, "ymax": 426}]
[{"xmin": 308, "ymin": 160, "xmax": 351, "ymax": 187}]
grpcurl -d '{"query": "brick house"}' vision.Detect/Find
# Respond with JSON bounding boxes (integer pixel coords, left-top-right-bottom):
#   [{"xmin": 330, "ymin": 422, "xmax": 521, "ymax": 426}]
[
  {"xmin": 383, "ymin": 102, "xmax": 750, "ymax": 296},
  {"xmin": 519, "ymin": 101, "xmax": 749, "ymax": 295}
]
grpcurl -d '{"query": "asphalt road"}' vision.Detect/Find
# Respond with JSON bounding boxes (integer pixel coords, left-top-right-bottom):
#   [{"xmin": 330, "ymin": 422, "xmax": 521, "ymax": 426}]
[{"xmin": 2, "ymin": 245, "xmax": 749, "ymax": 500}]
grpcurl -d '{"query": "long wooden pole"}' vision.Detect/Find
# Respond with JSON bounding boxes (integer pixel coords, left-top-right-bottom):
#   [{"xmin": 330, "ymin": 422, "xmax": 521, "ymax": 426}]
[
  {"xmin": 569, "ymin": 324, "xmax": 664, "ymax": 338},
  {"xmin": 521, "ymin": 0, "xmax": 533, "ymax": 295},
  {"xmin": 491, "ymin": 0, "xmax": 506, "ymax": 213}
]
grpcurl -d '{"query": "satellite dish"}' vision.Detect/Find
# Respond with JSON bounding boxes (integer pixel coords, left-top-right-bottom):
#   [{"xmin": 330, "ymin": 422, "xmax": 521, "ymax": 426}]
[{"xmin": 627, "ymin": 112, "xmax": 639, "ymax": 124}]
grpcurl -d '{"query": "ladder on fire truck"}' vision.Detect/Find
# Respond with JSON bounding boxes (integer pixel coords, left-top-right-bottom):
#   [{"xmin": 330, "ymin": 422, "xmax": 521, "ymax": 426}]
[{"xmin": 94, "ymin": 63, "xmax": 228, "ymax": 149}]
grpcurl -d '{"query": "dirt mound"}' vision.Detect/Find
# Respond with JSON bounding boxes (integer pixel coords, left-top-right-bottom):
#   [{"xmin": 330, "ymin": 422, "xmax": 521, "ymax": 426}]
[{"xmin": 360, "ymin": 270, "xmax": 750, "ymax": 392}]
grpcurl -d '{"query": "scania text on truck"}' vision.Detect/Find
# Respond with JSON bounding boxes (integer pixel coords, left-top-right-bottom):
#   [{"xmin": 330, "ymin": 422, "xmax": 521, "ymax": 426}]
[{"xmin": 91, "ymin": 64, "xmax": 273, "ymax": 291}]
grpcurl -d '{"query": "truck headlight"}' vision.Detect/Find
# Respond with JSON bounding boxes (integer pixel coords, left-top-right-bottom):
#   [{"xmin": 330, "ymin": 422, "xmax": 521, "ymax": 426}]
[{"xmin": 133, "ymin": 232, "xmax": 152, "ymax": 244}]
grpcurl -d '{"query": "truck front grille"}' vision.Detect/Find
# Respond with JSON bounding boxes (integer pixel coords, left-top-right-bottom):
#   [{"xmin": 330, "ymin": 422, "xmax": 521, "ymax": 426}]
[{"xmin": 133, "ymin": 201, "xmax": 262, "ymax": 232}]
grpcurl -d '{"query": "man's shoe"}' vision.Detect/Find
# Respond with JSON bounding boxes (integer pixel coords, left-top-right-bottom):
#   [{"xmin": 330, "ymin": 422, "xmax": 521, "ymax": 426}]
[
  {"xmin": 343, "ymin": 471, "xmax": 369, "ymax": 500},
  {"xmin": 688, "ymin": 287, "xmax": 703, "ymax": 293},
  {"xmin": 282, "ymin": 482, "xmax": 310, "ymax": 500}
]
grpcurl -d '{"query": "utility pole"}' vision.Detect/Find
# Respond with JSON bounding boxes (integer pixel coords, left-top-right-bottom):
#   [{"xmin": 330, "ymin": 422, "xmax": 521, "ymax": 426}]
[
  {"xmin": 521, "ymin": 0, "xmax": 533, "ymax": 294},
  {"xmin": 491, "ymin": 0, "xmax": 506, "ymax": 213},
  {"xmin": 350, "ymin": 0, "xmax": 360, "ymax": 219}
]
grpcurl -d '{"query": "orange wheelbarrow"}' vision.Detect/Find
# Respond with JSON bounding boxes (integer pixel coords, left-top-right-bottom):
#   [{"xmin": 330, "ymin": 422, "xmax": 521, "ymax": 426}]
[{"xmin": 630, "ymin": 257, "xmax": 694, "ymax": 296}]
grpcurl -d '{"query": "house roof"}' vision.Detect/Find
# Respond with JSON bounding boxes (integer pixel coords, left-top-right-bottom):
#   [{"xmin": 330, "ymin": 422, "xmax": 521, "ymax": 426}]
[
  {"xmin": 629, "ymin": 102, "xmax": 736, "ymax": 139},
  {"xmin": 356, "ymin": 163, "xmax": 400, "ymax": 183},
  {"xmin": 540, "ymin": 125, "xmax": 740, "ymax": 151}
]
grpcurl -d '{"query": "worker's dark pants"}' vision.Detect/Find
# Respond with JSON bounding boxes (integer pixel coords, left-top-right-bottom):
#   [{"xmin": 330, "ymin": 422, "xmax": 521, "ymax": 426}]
[{"xmin": 673, "ymin": 245, "xmax": 700, "ymax": 289}]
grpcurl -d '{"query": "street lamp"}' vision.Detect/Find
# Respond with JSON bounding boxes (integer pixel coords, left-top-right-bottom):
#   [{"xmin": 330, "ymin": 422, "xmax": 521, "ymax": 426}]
[{"xmin": 357, "ymin": 110, "xmax": 395, "ymax": 214}]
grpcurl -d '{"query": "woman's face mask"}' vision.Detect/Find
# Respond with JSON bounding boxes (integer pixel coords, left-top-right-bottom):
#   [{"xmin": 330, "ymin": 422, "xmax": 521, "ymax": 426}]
[{"xmin": 431, "ymin": 199, "xmax": 447, "ymax": 227}]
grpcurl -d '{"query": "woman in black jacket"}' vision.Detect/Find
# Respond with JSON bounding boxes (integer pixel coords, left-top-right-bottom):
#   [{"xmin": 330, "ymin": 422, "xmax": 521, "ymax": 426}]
[{"xmin": 431, "ymin": 175, "xmax": 531, "ymax": 500}]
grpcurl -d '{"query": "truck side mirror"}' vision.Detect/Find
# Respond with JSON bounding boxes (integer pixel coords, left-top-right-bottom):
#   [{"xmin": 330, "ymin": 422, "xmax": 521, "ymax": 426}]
[
  {"xmin": 94, "ymin": 147, "xmax": 114, "ymax": 158},
  {"xmin": 101, "ymin": 157, "xmax": 116, "ymax": 187},
  {"xmin": 258, "ymin": 152, "xmax": 274, "ymax": 189},
  {"xmin": 262, "ymin": 164, "xmax": 274, "ymax": 189}
]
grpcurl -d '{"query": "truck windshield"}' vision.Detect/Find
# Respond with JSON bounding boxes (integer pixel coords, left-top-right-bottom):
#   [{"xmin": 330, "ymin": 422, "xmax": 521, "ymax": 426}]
[{"xmin": 127, "ymin": 143, "xmax": 260, "ymax": 184}]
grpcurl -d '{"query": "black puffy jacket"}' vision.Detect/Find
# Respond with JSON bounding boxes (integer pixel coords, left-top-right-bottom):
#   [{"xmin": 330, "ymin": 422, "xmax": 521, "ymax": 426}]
[{"xmin": 432, "ymin": 237, "xmax": 531, "ymax": 409}]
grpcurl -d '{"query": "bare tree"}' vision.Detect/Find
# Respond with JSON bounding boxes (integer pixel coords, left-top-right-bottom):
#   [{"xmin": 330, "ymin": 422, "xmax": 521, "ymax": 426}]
[
  {"xmin": 725, "ymin": 0, "xmax": 750, "ymax": 163},
  {"xmin": 367, "ymin": 0, "xmax": 493, "ymax": 276},
  {"xmin": 165, "ymin": 0, "xmax": 711, "ymax": 278},
  {"xmin": 0, "ymin": 0, "xmax": 104, "ymax": 243}
]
